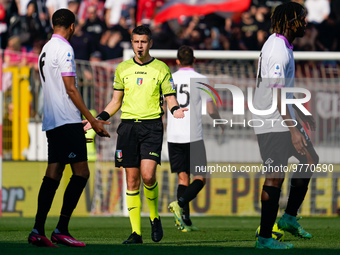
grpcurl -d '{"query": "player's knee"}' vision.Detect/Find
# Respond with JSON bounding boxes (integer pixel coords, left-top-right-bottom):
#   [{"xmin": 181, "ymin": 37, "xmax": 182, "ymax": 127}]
[
  {"xmin": 142, "ymin": 173, "xmax": 156, "ymax": 187},
  {"xmin": 264, "ymin": 177, "xmax": 284, "ymax": 188},
  {"xmin": 193, "ymin": 176, "xmax": 206, "ymax": 185},
  {"xmin": 143, "ymin": 177, "xmax": 156, "ymax": 187},
  {"xmin": 76, "ymin": 171, "xmax": 89, "ymax": 179},
  {"xmin": 178, "ymin": 172, "xmax": 190, "ymax": 185},
  {"xmin": 262, "ymin": 185, "xmax": 281, "ymax": 202}
]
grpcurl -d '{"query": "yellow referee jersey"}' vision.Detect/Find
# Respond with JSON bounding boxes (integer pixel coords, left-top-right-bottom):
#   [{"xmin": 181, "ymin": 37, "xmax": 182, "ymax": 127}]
[{"xmin": 114, "ymin": 58, "xmax": 176, "ymax": 119}]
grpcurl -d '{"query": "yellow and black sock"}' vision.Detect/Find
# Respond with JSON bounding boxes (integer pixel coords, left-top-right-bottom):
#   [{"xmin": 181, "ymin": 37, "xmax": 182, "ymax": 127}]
[
  {"xmin": 144, "ymin": 182, "xmax": 159, "ymax": 221},
  {"xmin": 126, "ymin": 190, "xmax": 142, "ymax": 235}
]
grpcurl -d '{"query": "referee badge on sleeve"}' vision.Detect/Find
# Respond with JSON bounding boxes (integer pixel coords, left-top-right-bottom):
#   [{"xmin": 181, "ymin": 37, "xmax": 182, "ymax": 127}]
[{"xmin": 170, "ymin": 78, "xmax": 175, "ymax": 90}]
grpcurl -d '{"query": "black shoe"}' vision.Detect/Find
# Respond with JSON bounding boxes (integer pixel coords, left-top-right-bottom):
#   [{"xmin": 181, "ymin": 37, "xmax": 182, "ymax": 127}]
[
  {"xmin": 122, "ymin": 232, "xmax": 143, "ymax": 244},
  {"xmin": 150, "ymin": 217, "xmax": 163, "ymax": 242}
]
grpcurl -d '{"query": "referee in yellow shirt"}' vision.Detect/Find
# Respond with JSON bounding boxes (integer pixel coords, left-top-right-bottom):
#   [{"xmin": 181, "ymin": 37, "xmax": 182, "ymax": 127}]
[{"xmin": 85, "ymin": 25, "xmax": 187, "ymax": 244}]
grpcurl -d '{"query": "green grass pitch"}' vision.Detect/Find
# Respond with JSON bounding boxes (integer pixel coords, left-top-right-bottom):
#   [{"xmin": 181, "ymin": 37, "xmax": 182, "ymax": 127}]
[{"xmin": 1, "ymin": 216, "xmax": 340, "ymax": 254}]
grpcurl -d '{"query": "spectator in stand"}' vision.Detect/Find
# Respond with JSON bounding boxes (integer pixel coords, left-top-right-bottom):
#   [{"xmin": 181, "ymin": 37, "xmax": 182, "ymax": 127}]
[
  {"xmin": 136, "ymin": 0, "xmax": 164, "ymax": 26},
  {"xmin": 239, "ymin": 11, "xmax": 259, "ymax": 50},
  {"xmin": 99, "ymin": 29, "xmax": 123, "ymax": 60},
  {"xmin": 152, "ymin": 22, "xmax": 181, "ymax": 49},
  {"xmin": 294, "ymin": 23, "xmax": 318, "ymax": 51},
  {"xmin": 8, "ymin": 1, "xmax": 46, "ymax": 51},
  {"xmin": 228, "ymin": 23, "xmax": 247, "ymax": 50},
  {"xmin": 315, "ymin": 12, "xmax": 338, "ymax": 51},
  {"xmin": 27, "ymin": 38, "xmax": 45, "ymax": 69},
  {"xmin": 78, "ymin": 0, "xmax": 105, "ymax": 26},
  {"xmin": 68, "ymin": 0, "xmax": 80, "ymax": 16},
  {"xmin": 3, "ymin": 35, "xmax": 27, "ymax": 67},
  {"xmin": 70, "ymin": 22, "xmax": 96, "ymax": 60},
  {"xmin": 16, "ymin": 0, "xmax": 30, "ymax": 15},
  {"xmin": 121, "ymin": 0, "xmax": 136, "ymax": 30},
  {"xmin": 45, "ymin": 0, "xmax": 68, "ymax": 23},
  {"xmin": 254, "ymin": 4, "xmax": 271, "ymax": 49},
  {"xmin": 3, "ymin": 35, "xmax": 27, "ymax": 117},
  {"xmin": 305, "ymin": 0, "xmax": 331, "ymax": 25},
  {"xmin": 35, "ymin": 0, "xmax": 52, "ymax": 36},
  {"xmin": 203, "ymin": 27, "xmax": 222, "ymax": 50},
  {"xmin": 0, "ymin": 2, "xmax": 7, "ymax": 49},
  {"xmin": 104, "ymin": 0, "xmax": 135, "ymax": 29},
  {"xmin": 82, "ymin": 5, "xmax": 107, "ymax": 51}
]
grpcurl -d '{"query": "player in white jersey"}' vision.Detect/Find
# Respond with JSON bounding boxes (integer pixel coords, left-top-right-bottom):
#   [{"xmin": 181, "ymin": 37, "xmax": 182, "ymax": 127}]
[
  {"xmin": 28, "ymin": 9, "xmax": 110, "ymax": 248},
  {"xmin": 253, "ymin": 2, "xmax": 319, "ymax": 249},
  {"xmin": 168, "ymin": 45, "xmax": 222, "ymax": 232}
]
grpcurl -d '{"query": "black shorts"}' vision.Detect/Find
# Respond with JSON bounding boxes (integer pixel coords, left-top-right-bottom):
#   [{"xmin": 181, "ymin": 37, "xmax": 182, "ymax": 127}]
[
  {"xmin": 46, "ymin": 123, "xmax": 87, "ymax": 164},
  {"xmin": 115, "ymin": 119, "xmax": 163, "ymax": 168},
  {"xmin": 257, "ymin": 122, "xmax": 315, "ymax": 170},
  {"xmin": 168, "ymin": 140, "xmax": 207, "ymax": 175}
]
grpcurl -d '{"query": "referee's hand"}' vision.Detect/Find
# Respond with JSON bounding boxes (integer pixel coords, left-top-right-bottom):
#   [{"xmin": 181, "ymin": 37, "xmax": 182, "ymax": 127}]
[
  {"xmin": 173, "ymin": 108, "xmax": 188, "ymax": 119},
  {"xmin": 83, "ymin": 119, "xmax": 111, "ymax": 137}
]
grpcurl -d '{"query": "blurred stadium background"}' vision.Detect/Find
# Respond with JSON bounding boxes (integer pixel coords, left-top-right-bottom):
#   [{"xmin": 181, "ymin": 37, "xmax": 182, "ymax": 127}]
[{"xmin": 1, "ymin": 0, "xmax": 340, "ymax": 220}]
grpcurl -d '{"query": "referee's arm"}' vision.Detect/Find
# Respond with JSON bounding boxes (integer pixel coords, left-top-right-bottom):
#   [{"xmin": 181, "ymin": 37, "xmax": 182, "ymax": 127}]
[
  {"xmin": 103, "ymin": 90, "xmax": 124, "ymax": 116},
  {"xmin": 165, "ymin": 95, "xmax": 188, "ymax": 119}
]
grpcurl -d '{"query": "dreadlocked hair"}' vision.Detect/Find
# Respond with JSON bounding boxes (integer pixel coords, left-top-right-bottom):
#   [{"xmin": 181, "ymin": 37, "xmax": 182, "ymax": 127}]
[{"xmin": 271, "ymin": 2, "xmax": 305, "ymax": 34}]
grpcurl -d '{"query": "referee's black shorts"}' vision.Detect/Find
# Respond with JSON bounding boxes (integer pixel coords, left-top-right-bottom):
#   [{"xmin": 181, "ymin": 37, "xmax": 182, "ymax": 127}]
[
  {"xmin": 46, "ymin": 123, "xmax": 87, "ymax": 164},
  {"xmin": 168, "ymin": 140, "xmax": 207, "ymax": 176},
  {"xmin": 115, "ymin": 118, "xmax": 163, "ymax": 168}
]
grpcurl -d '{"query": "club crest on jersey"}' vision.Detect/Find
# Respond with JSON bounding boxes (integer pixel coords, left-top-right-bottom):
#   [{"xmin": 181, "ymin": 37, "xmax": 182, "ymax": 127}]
[{"xmin": 137, "ymin": 78, "xmax": 143, "ymax": 85}]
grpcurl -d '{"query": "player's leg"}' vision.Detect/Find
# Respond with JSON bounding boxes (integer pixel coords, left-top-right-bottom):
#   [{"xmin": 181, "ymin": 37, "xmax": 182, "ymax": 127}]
[
  {"xmin": 116, "ymin": 122, "xmax": 144, "ymax": 244},
  {"xmin": 141, "ymin": 159, "xmax": 163, "ymax": 242},
  {"xmin": 167, "ymin": 142, "xmax": 190, "ymax": 230},
  {"xmin": 29, "ymin": 126, "xmax": 69, "ymax": 247},
  {"xmin": 50, "ymin": 123, "xmax": 88, "ymax": 247},
  {"xmin": 28, "ymin": 162, "xmax": 65, "ymax": 247},
  {"xmin": 177, "ymin": 171, "xmax": 190, "ymax": 231},
  {"xmin": 278, "ymin": 123, "xmax": 319, "ymax": 238},
  {"xmin": 51, "ymin": 161, "xmax": 88, "ymax": 247},
  {"xmin": 259, "ymin": 174, "xmax": 284, "ymax": 236},
  {"xmin": 140, "ymin": 120, "xmax": 163, "ymax": 242},
  {"xmin": 169, "ymin": 141, "xmax": 206, "ymax": 231},
  {"xmin": 255, "ymin": 132, "xmax": 293, "ymax": 249},
  {"xmin": 123, "ymin": 167, "xmax": 143, "ymax": 244},
  {"xmin": 177, "ymin": 141, "xmax": 206, "ymax": 217}
]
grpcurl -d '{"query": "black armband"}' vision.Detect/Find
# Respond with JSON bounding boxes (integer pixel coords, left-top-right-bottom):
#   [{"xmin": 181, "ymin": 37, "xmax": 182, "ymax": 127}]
[
  {"xmin": 96, "ymin": 111, "xmax": 110, "ymax": 121},
  {"xmin": 170, "ymin": 106, "xmax": 180, "ymax": 115}
]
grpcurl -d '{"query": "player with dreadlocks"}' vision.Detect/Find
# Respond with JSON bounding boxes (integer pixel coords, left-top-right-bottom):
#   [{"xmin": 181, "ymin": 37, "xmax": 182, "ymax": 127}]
[{"xmin": 252, "ymin": 2, "xmax": 319, "ymax": 249}]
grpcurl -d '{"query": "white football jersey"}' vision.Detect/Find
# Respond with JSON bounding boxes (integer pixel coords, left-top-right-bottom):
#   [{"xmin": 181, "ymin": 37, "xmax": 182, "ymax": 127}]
[
  {"xmin": 39, "ymin": 34, "xmax": 81, "ymax": 131},
  {"xmin": 252, "ymin": 33, "xmax": 296, "ymax": 134},
  {"xmin": 167, "ymin": 68, "xmax": 210, "ymax": 143}
]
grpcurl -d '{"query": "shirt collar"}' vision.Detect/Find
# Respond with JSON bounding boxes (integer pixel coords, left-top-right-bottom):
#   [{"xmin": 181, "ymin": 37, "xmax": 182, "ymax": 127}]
[
  {"xmin": 52, "ymin": 34, "xmax": 71, "ymax": 46},
  {"xmin": 179, "ymin": 67, "xmax": 195, "ymax": 71},
  {"xmin": 276, "ymin": 33, "xmax": 294, "ymax": 50}
]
